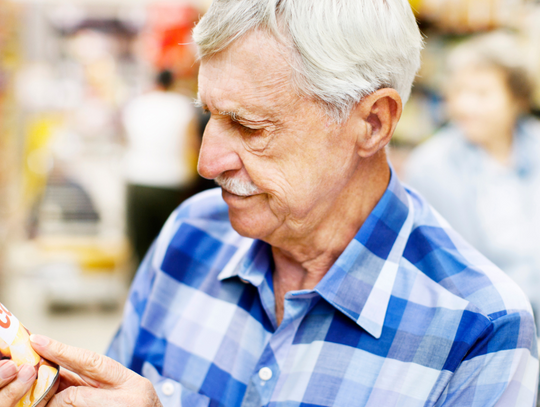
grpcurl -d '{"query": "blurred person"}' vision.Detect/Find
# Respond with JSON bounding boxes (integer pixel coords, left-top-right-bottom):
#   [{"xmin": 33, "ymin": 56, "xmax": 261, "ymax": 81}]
[
  {"xmin": 404, "ymin": 31, "xmax": 540, "ymax": 317},
  {"xmin": 1, "ymin": 3, "xmax": 538, "ymax": 407},
  {"xmin": 123, "ymin": 70, "xmax": 199, "ymax": 266}
]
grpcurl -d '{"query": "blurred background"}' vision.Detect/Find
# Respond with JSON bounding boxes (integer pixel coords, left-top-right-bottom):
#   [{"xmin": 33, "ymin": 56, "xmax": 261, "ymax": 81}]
[{"xmin": 0, "ymin": 0, "xmax": 538, "ymax": 355}]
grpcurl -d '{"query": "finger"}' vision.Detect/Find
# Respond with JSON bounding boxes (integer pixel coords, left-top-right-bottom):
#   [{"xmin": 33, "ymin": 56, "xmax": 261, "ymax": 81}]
[
  {"xmin": 0, "ymin": 360, "xmax": 18, "ymax": 388},
  {"xmin": 47, "ymin": 386, "xmax": 109, "ymax": 407},
  {"xmin": 30, "ymin": 335, "xmax": 128, "ymax": 387},
  {"xmin": 57, "ymin": 368, "xmax": 93, "ymax": 392},
  {"xmin": 0, "ymin": 364, "xmax": 36, "ymax": 407}
]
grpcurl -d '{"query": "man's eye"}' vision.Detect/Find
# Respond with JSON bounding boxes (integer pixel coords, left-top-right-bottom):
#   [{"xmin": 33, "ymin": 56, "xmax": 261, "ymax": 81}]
[{"xmin": 234, "ymin": 121, "xmax": 258, "ymax": 135}]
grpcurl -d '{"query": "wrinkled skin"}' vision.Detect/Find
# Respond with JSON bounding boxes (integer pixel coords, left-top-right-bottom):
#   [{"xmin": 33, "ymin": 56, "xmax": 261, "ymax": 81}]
[{"xmin": 28, "ymin": 335, "xmax": 162, "ymax": 407}]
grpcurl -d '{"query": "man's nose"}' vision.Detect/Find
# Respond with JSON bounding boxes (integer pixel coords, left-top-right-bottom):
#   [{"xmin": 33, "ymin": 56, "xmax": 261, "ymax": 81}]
[{"xmin": 198, "ymin": 120, "xmax": 243, "ymax": 180}]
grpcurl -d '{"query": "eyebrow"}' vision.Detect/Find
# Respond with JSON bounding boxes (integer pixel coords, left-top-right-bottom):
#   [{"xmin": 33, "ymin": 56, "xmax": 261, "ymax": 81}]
[{"xmin": 194, "ymin": 94, "xmax": 268, "ymax": 124}]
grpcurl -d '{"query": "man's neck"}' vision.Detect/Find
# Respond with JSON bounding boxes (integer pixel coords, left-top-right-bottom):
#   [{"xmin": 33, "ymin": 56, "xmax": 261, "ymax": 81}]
[{"xmin": 270, "ymin": 153, "xmax": 391, "ymax": 325}]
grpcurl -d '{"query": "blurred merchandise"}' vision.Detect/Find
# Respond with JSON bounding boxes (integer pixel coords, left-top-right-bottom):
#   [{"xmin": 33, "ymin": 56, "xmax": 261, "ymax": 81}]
[
  {"xmin": 0, "ymin": 2, "xmax": 207, "ymax": 348},
  {"xmin": 0, "ymin": 0, "xmax": 21, "ymax": 289},
  {"xmin": 414, "ymin": 0, "xmax": 528, "ymax": 33},
  {"xmin": 21, "ymin": 115, "xmax": 60, "ymax": 212}
]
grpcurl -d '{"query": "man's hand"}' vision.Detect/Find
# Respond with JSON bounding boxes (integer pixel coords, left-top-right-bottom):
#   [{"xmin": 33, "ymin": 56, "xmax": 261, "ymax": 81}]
[
  {"xmin": 29, "ymin": 335, "xmax": 163, "ymax": 407},
  {"xmin": 0, "ymin": 359, "xmax": 52, "ymax": 407}
]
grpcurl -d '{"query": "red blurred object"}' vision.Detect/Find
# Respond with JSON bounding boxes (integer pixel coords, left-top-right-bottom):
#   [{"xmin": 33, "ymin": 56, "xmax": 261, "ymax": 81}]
[{"xmin": 140, "ymin": 3, "xmax": 200, "ymax": 78}]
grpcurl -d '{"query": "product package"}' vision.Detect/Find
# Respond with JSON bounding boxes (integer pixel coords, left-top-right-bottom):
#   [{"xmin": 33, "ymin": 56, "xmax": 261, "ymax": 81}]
[{"xmin": 0, "ymin": 303, "xmax": 59, "ymax": 407}]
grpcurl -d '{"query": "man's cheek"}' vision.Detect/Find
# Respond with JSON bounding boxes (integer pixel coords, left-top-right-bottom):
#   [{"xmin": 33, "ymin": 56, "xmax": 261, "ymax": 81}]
[{"xmin": 242, "ymin": 130, "xmax": 279, "ymax": 154}]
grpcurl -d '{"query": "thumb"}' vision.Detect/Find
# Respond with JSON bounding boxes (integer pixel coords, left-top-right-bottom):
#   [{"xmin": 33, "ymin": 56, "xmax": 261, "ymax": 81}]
[
  {"xmin": 46, "ymin": 386, "xmax": 109, "ymax": 407},
  {"xmin": 30, "ymin": 335, "xmax": 129, "ymax": 388}
]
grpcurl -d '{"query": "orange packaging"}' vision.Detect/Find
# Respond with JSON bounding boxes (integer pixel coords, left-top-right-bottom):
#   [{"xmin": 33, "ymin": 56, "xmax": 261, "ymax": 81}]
[{"xmin": 0, "ymin": 302, "xmax": 59, "ymax": 407}]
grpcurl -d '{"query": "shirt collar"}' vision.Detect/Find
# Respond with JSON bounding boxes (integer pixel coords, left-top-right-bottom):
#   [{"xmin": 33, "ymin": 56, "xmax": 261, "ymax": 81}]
[
  {"xmin": 218, "ymin": 169, "xmax": 414, "ymax": 339},
  {"xmin": 218, "ymin": 238, "xmax": 269, "ymax": 287}
]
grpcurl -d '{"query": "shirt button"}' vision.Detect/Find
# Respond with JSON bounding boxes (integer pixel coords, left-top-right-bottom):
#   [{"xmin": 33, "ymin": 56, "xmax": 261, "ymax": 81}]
[
  {"xmin": 161, "ymin": 380, "xmax": 175, "ymax": 396},
  {"xmin": 258, "ymin": 367, "xmax": 273, "ymax": 381}
]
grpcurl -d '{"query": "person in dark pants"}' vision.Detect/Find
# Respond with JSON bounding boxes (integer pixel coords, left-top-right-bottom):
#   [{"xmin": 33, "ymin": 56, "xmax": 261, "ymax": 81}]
[
  {"xmin": 125, "ymin": 185, "xmax": 192, "ymax": 266},
  {"xmin": 122, "ymin": 70, "xmax": 199, "ymax": 269}
]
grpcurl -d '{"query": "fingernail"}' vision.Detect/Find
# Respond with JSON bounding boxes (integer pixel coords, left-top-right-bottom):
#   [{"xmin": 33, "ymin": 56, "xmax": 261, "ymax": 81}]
[
  {"xmin": 30, "ymin": 334, "xmax": 50, "ymax": 347},
  {"xmin": 18, "ymin": 364, "xmax": 35, "ymax": 382},
  {"xmin": 0, "ymin": 360, "xmax": 17, "ymax": 379}
]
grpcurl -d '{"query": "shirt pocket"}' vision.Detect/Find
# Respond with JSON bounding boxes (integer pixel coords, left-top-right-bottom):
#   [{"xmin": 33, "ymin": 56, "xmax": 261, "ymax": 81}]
[{"xmin": 142, "ymin": 362, "xmax": 211, "ymax": 407}]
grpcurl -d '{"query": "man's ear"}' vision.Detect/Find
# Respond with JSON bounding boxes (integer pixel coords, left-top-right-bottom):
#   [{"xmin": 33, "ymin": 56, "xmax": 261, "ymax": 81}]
[{"xmin": 351, "ymin": 88, "xmax": 403, "ymax": 158}]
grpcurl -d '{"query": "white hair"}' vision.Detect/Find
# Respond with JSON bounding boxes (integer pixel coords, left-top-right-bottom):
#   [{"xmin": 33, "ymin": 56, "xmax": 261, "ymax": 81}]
[{"xmin": 193, "ymin": 0, "xmax": 423, "ymax": 122}]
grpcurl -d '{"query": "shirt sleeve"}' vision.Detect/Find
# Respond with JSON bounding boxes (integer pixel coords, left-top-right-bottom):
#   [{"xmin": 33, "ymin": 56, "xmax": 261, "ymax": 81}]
[
  {"xmin": 106, "ymin": 244, "xmax": 158, "ymax": 368},
  {"xmin": 436, "ymin": 311, "xmax": 539, "ymax": 406}
]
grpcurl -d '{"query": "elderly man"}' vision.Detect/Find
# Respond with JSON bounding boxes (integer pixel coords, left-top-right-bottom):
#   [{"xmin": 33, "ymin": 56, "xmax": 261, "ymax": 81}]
[{"xmin": 1, "ymin": 1, "xmax": 538, "ymax": 406}]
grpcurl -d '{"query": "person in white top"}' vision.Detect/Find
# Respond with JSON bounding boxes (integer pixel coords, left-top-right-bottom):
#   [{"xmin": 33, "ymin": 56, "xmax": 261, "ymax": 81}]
[{"xmin": 122, "ymin": 70, "xmax": 199, "ymax": 266}]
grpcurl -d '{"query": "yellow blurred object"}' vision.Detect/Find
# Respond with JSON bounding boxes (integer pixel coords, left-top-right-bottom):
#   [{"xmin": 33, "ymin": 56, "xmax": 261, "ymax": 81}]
[
  {"xmin": 37, "ymin": 236, "xmax": 130, "ymax": 273},
  {"xmin": 0, "ymin": 0, "xmax": 21, "ymax": 269},
  {"xmin": 409, "ymin": 0, "xmax": 422, "ymax": 15},
  {"xmin": 22, "ymin": 115, "xmax": 64, "ymax": 210}
]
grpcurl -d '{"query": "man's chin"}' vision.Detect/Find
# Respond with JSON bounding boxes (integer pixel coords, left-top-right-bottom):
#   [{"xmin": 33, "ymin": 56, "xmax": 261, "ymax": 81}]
[{"xmin": 227, "ymin": 205, "xmax": 276, "ymax": 240}]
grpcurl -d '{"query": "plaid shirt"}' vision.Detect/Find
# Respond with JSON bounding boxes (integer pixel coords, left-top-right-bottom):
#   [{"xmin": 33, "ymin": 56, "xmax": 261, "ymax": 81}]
[{"xmin": 108, "ymin": 173, "xmax": 538, "ymax": 407}]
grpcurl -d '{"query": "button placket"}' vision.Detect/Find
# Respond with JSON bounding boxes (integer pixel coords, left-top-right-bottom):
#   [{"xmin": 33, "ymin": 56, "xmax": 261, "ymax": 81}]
[{"xmin": 242, "ymin": 291, "xmax": 317, "ymax": 406}]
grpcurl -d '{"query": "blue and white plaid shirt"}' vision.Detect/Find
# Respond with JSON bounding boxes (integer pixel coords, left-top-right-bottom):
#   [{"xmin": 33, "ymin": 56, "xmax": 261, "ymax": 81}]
[{"xmin": 108, "ymin": 172, "xmax": 538, "ymax": 406}]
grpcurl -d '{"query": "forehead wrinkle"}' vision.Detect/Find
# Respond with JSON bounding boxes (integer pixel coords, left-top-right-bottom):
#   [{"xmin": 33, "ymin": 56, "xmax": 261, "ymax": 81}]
[
  {"xmin": 199, "ymin": 31, "xmax": 297, "ymax": 124},
  {"xmin": 222, "ymin": 29, "xmax": 294, "ymax": 92},
  {"xmin": 203, "ymin": 76, "xmax": 289, "ymax": 123},
  {"xmin": 234, "ymin": 64, "xmax": 294, "ymax": 122}
]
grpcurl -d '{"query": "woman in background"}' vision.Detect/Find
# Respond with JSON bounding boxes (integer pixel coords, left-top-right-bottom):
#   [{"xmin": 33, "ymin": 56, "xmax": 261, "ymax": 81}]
[{"xmin": 404, "ymin": 31, "xmax": 540, "ymax": 317}]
